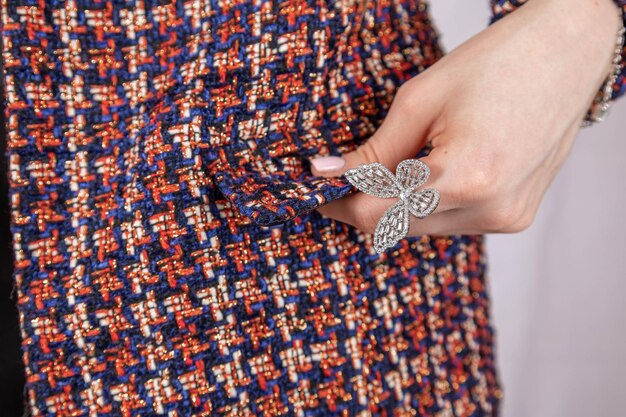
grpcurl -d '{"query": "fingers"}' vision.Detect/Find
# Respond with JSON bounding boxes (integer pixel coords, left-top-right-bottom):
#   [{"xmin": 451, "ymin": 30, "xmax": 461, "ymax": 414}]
[
  {"xmin": 314, "ymin": 134, "xmax": 552, "ymax": 237},
  {"xmin": 310, "ymin": 75, "xmax": 446, "ymax": 177},
  {"xmin": 317, "ymin": 189, "xmax": 491, "ymax": 238},
  {"xmin": 312, "ymin": 144, "xmax": 467, "ymax": 237},
  {"xmin": 315, "ymin": 144, "xmax": 482, "ymax": 236}
]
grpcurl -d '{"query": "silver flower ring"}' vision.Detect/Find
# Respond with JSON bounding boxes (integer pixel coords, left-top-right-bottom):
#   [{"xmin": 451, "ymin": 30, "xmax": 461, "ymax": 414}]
[{"xmin": 344, "ymin": 159, "xmax": 440, "ymax": 254}]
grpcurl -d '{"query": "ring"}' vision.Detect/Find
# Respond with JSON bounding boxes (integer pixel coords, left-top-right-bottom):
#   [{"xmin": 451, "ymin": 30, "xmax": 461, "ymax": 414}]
[{"xmin": 344, "ymin": 159, "xmax": 440, "ymax": 254}]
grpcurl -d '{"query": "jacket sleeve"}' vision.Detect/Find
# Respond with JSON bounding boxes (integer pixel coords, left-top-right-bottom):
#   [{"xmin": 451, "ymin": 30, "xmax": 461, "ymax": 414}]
[
  {"xmin": 488, "ymin": 0, "xmax": 626, "ymax": 101},
  {"xmin": 210, "ymin": 147, "xmax": 354, "ymax": 227}
]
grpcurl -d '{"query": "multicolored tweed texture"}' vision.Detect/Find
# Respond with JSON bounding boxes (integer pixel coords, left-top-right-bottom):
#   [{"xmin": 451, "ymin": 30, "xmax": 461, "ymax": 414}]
[{"xmin": 2, "ymin": 0, "xmax": 624, "ymax": 416}]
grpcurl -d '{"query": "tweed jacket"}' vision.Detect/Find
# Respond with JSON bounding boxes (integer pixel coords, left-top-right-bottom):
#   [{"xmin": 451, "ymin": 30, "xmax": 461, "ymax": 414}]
[{"xmin": 2, "ymin": 0, "xmax": 625, "ymax": 416}]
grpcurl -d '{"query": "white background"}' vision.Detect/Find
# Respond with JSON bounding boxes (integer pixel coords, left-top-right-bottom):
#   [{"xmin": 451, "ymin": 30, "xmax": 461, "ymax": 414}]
[{"xmin": 428, "ymin": 2, "xmax": 626, "ymax": 416}]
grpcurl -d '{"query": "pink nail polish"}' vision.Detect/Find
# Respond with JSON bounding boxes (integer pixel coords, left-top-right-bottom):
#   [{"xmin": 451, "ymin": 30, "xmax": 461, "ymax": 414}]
[{"xmin": 311, "ymin": 156, "xmax": 346, "ymax": 173}]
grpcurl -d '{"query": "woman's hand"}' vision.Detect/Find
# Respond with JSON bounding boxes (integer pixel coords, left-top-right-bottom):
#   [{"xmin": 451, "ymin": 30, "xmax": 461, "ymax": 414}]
[{"xmin": 310, "ymin": 0, "xmax": 621, "ymax": 237}]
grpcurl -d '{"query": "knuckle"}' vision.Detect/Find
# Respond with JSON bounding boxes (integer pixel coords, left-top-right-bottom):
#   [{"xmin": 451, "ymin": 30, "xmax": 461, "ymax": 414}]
[
  {"xmin": 394, "ymin": 80, "xmax": 412, "ymax": 100},
  {"xmin": 507, "ymin": 210, "xmax": 536, "ymax": 233},
  {"xmin": 352, "ymin": 200, "xmax": 379, "ymax": 234},
  {"xmin": 392, "ymin": 82, "xmax": 419, "ymax": 118},
  {"xmin": 482, "ymin": 199, "xmax": 529, "ymax": 233},
  {"xmin": 456, "ymin": 168, "xmax": 499, "ymax": 204},
  {"xmin": 483, "ymin": 210, "xmax": 513, "ymax": 233},
  {"xmin": 355, "ymin": 141, "xmax": 383, "ymax": 166}
]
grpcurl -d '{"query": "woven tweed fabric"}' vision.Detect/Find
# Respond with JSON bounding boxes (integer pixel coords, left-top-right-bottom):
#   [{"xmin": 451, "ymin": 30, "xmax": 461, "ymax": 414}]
[{"xmin": 2, "ymin": 0, "xmax": 623, "ymax": 416}]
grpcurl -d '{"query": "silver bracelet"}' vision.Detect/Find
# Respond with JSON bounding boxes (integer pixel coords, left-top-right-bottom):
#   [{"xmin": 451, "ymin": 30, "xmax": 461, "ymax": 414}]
[{"xmin": 581, "ymin": 6, "xmax": 626, "ymax": 127}]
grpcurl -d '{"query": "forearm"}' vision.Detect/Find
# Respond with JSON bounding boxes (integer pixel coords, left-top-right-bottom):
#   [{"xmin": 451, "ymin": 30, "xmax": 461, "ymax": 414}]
[
  {"xmin": 483, "ymin": 0, "xmax": 623, "ymax": 120},
  {"xmin": 490, "ymin": 0, "xmax": 624, "ymax": 108},
  {"xmin": 537, "ymin": 0, "xmax": 622, "ymax": 87}
]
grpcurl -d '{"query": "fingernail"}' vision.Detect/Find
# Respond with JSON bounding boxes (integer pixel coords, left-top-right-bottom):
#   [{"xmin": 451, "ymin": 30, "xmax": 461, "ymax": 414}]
[{"xmin": 311, "ymin": 156, "xmax": 346, "ymax": 173}]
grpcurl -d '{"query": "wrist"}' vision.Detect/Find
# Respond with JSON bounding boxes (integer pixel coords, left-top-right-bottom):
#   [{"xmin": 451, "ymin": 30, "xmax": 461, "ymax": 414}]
[
  {"xmin": 539, "ymin": 0, "xmax": 621, "ymax": 48},
  {"xmin": 551, "ymin": 0, "xmax": 625, "ymax": 124},
  {"xmin": 583, "ymin": 3, "xmax": 625, "ymax": 125},
  {"xmin": 528, "ymin": 0, "xmax": 623, "ymax": 98},
  {"xmin": 488, "ymin": 0, "xmax": 626, "ymax": 125},
  {"xmin": 544, "ymin": 0, "xmax": 622, "ymax": 20}
]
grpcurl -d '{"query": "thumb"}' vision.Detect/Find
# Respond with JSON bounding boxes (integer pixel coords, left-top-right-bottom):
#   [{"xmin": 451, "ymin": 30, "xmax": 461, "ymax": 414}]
[{"xmin": 310, "ymin": 79, "xmax": 443, "ymax": 177}]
